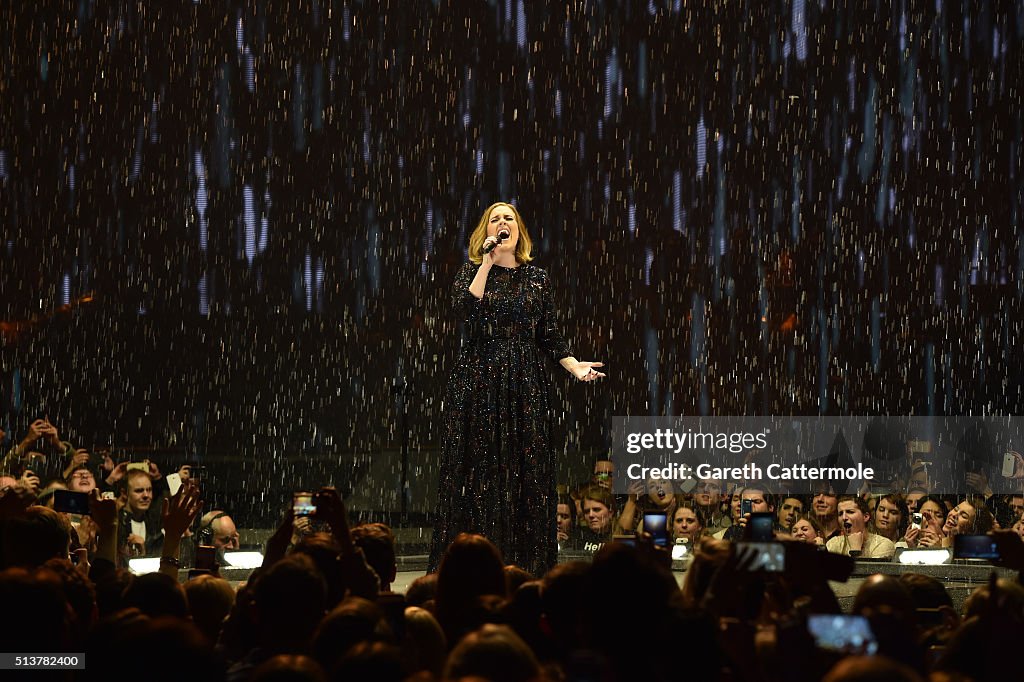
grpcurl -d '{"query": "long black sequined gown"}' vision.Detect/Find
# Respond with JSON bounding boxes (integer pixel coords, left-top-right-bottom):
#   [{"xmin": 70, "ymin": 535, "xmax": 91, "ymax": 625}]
[{"xmin": 428, "ymin": 261, "xmax": 571, "ymax": 577}]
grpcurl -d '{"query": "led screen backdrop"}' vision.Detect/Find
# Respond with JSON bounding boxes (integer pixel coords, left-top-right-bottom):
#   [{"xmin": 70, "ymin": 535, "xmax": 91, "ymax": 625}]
[{"xmin": 1, "ymin": 1, "xmax": 1022, "ymax": 521}]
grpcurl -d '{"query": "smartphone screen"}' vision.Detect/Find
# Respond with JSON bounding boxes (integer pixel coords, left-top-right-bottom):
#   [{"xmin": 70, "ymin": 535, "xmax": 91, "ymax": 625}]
[
  {"xmin": 807, "ymin": 614, "xmax": 878, "ymax": 655},
  {"xmin": 293, "ymin": 491, "xmax": 316, "ymax": 517},
  {"xmin": 643, "ymin": 512, "xmax": 668, "ymax": 547},
  {"xmin": 748, "ymin": 512, "xmax": 775, "ymax": 541},
  {"xmin": 735, "ymin": 541, "xmax": 785, "ymax": 572},
  {"xmin": 53, "ymin": 489, "xmax": 91, "ymax": 515},
  {"xmin": 953, "ymin": 534, "xmax": 1000, "ymax": 560}
]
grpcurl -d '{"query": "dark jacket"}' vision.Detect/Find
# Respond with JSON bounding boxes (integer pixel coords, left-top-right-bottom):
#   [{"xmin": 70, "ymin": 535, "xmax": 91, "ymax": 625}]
[{"xmin": 116, "ymin": 477, "xmax": 168, "ymax": 563}]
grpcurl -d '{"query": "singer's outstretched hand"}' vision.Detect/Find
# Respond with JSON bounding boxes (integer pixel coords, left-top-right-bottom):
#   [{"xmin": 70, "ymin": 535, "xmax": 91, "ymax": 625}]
[{"xmin": 570, "ymin": 361, "xmax": 605, "ymax": 382}]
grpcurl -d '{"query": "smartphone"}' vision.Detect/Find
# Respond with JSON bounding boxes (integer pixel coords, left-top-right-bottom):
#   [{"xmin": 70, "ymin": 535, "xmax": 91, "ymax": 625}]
[
  {"xmin": 126, "ymin": 462, "xmax": 149, "ymax": 472},
  {"xmin": 953, "ymin": 534, "xmax": 1000, "ymax": 560},
  {"xmin": 671, "ymin": 537, "xmax": 690, "ymax": 560},
  {"xmin": 195, "ymin": 545, "xmax": 218, "ymax": 571},
  {"xmin": 677, "ymin": 477, "xmax": 697, "ymax": 494},
  {"xmin": 1002, "ymin": 452, "xmax": 1017, "ymax": 478},
  {"xmin": 53, "ymin": 489, "xmax": 91, "ymax": 515},
  {"xmin": 293, "ymin": 491, "xmax": 316, "ymax": 517},
  {"xmin": 807, "ymin": 614, "xmax": 878, "ymax": 655},
  {"xmin": 748, "ymin": 512, "xmax": 775, "ymax": 541},
  {"xmin": 182, "ymin": 464, "xmax": 207, "ymax": 480},
  {"xmin": 734, "ymin": 541, "xmax": 785, "ymax": 572},
  {"xmin": 741, "ymin": 498, "xmax": 753, "ymax": 516},
  {"xmin": 908, "ymin": 440, "xmax": 932, "ymax": 454},
  {"xmin": 101, "ymin": 491, "xmax": 116, "ymax": 500},
  {"xmin": 643, "ymin": 512, "xmax": 669, "ymax": 547},
  {"xmin": 165, "ymin": 472, "xmax": 182, "ymax": 496}
]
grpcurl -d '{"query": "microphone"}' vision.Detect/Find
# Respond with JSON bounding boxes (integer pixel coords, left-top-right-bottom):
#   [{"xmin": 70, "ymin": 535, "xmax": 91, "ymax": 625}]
[{"xmin": 483, "ymin": 228, "xmax": 511, "ymax": 254}]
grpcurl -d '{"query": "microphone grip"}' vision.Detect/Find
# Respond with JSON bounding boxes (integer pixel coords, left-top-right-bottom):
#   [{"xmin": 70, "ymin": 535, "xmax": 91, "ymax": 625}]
[{"xmin": 482, "ymin": 229, "xmax": 511, "ymax": 255}]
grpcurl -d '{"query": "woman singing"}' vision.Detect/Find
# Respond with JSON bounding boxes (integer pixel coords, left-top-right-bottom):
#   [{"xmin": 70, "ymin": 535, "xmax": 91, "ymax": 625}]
[{"xmin": 428, "ymin": 202, "xmax": 605, "ymax": 576}]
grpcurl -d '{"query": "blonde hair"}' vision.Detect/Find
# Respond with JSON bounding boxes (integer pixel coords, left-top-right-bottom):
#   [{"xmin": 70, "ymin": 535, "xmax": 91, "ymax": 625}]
[{"xmin": 467, "ymin": 202, "xmax": 534, "ymax": 265}]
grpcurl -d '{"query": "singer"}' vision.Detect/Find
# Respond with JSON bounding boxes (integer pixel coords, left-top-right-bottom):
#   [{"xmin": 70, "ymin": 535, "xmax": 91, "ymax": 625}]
[{"xmin": 428, "ymin": 202, "xmax": 605, "ymax": 576}]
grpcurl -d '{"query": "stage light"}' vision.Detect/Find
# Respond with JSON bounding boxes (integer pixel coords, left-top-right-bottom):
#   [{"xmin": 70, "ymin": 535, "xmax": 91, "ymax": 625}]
[{"xmin": 896, "ymin": 548, "xmax": 952, "ymax": 566}]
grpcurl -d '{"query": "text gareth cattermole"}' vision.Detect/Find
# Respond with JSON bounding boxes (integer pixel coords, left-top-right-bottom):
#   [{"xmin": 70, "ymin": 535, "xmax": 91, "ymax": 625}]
[
  {"xmin": 626, "ymin": 462, "xmax": 876, "ymax": 482},
  {"xmin": 625, "ymin": 428, "xmax": 769, "ymax": 454}
]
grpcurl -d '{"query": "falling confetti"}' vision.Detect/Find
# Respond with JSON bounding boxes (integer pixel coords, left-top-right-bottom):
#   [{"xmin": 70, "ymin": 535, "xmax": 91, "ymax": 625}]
[{"xmin": 0, "ymin": 1, "xmax": 1021, "ymax": 529}]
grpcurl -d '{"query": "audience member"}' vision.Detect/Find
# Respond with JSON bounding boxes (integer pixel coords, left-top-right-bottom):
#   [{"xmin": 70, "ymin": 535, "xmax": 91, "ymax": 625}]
[
  {"xmin": 555, "ymin": 492, "xmax": 576, "ymax": 549},
  {"xmin": 790, "ymin": 512, "xmax": 825, "ymax": 545},
  {"xmin": 615, "ymin": 475, "xmax": 681, "ymax": 535},
  {"xmin": 434, "ymin": 533, "xmax": 506, "ymax": 646},
  {"xmin": 905, "ymin": 488, "xmax": 928, "ymax": 514},
  {"xmin": 577, "ymin": 485, "xmax": 615, "ymax": 551},
  {"xmin": 873, "ymin": 493, "xmax": 910, "ymax": 542},
  {"xmin": 404, "ymin": 572, "xmax": 438, "ymax": 608},
  {"xmin": 66, "ymin": 464, "xmax": 98, "ymax": 493},
  {"xmin": 8, "ymin": 413, "xmax": 1024, "ymax": 682},
  {"xmin": 938, "ymin": 496, "xmax": 994, "ymax": 548},
  {"xmin": 444, "ymin": 624, "xmax": 541, "ymax": 682},
  {"xmin": 351, "ymin": 522, "xmax": 398, "ymax": 592},
  {"xmin": 713, "ymin": 489, "xmax": 744, "ymax": 539},
  {"xmin": 827, "ymin": 496, "xmax": 896, "ymax": 559},
  {"xmin": 2, "ymin": 505, "xmax": 72, "ymax": 566},
  {"xmin": 671, "ymin": 503, "xmax": 706, "ymax": 543},
  {"xmin": 777, "ymin": 495, "xmax": 805, "ymax": 532},
  {"xmin": 720, "ymin": 485, "xmax": 776, "ymax": 541},
  {"xmin": 118, "ymin": 469, "xmax": 166, "ymax": 559},
  {"xmin": 185, "ymin": 574, "xmax": 237, "ymax": 645},
  {"xmin": 693, "ymin": 477, "xmax": 731, "ymax": 535},
  {"xmin": 902, "ymin": 495, "xmax": 951, "ymax": 548},
  {"xmin": 400, "ymin": 606, "xmax": 447, "ymax": 679},
  {"xmin": 0, "ymin": 418, "xmax": 75, "ymax": 482},
  {"xmin": 811, "ymin": 488, "xmax": 841, "ymax": 540}
]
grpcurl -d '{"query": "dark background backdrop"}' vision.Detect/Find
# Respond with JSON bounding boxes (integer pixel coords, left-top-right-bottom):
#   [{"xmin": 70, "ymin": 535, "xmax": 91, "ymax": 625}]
[{"xmin": 2, "ymin": 0, "xmax": 1022, "ymax": 526}]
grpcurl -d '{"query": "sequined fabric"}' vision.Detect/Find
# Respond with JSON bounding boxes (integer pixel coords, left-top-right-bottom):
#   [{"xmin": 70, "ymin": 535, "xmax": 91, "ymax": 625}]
[{"xmin": 429, "ymin": 261, "xmax": 572, "ymax": 576}]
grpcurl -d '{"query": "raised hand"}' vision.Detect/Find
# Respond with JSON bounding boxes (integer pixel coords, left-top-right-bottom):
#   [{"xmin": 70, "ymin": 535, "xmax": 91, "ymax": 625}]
[
  {"xmin": 904, "ymin": 525, "xmax": 921, "ymax": 548},
  {"xmin": 315, "ymin": 487, "xmax": 353, "ymax": 553},
  {"xmin": 626, "ymin": 478, "xmax": 645, "ymax": 499},
  {"xmin": 18, "ymin": 469, "xmax": 40, "ymax": 494},
  {"xmin": 69, "ymin": 449, "xmax": 91, "ymax": 468},
  {"xmin": 162, "ymin": 481, "xmax": 203, "ymax": 540},
  {"xmin": 918, "ymin": 529, "xmax": 942, "ymax": 548},
  {"xmin": 106, "ymin": 462, "xmax": 128, "ymax": 486},
  {"xmin": 88, "ymin": 489, "xmax": 117, "ymax": 528},
  {"xmin": 41, "ymin": 420, "xmax": 62, "ymax": 448}
]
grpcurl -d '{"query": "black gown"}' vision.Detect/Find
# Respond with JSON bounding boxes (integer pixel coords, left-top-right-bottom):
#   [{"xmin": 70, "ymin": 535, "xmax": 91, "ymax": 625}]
[{"xmin": 428, "ymin": 261, "xmax": 572, "ymax": 577}]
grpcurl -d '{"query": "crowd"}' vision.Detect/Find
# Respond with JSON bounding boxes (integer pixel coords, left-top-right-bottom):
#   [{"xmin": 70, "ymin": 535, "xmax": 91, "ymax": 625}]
[
  {"xmin": 3, "ymin": 421, "xmax": 1024, "ymax": 681},
  {"xmin": 560, "ymin": 458, "xmax": 1022, "ymax": 562}
]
